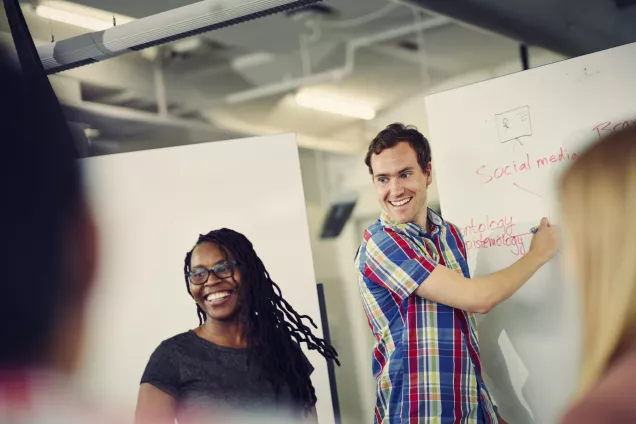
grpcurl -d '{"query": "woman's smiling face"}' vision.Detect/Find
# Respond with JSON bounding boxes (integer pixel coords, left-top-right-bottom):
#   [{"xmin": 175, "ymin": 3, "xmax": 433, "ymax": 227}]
[{"xmin": 188, "ymin": 242, "xmax": 241, "ymax": 322}]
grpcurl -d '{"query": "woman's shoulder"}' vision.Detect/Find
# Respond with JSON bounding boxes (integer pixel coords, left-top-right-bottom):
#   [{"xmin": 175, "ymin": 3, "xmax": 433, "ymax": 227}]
[
  {"xmin": 160, "ymin": 330, "xmax": 197, "ymax": 346},
  {"xmin": 147, "ymin": 330, "xmax": 199, "ymax": 361},
  {"xmin": 141, "ymin": 331, "xmax": 199, "ymax": 384},
  {"xmin": 151, "ymin": 330, "xmax": 193, "ymax": 348},
  {"xmin": 561, "ymin": 349, "xmax": 636, "ymax": 424},
  {"xmin": 562, "ymin": 400, "xmax": 636, "ymax": 424}
]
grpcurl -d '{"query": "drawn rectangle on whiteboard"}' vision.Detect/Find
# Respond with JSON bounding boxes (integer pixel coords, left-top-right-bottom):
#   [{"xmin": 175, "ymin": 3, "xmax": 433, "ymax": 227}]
[{"xmin": 495, "ymin": 106, "xmax": 532, "ymax": 143}]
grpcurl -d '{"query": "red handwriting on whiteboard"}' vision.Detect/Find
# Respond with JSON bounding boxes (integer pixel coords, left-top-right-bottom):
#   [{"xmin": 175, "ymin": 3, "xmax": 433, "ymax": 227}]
[
  {"xmin": 475, "ymin": 146, "xmax": 578, "ymax": 183},
  {"xmin": 592, "ymin": 119, "xmax": 636, "ymax": 141},
  {"xmin": 462, "ymin": 215, "xmax": 528, "ymax": 256}
]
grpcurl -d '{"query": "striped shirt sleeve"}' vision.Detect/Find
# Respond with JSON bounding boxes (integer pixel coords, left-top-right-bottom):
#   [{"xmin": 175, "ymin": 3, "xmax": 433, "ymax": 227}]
[{"xmin": 363, "ymin": 229, "xmax": 438, "ymax": 300}]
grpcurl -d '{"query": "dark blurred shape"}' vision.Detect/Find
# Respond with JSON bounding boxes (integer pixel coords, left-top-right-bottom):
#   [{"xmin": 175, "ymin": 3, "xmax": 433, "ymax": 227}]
[
  {"xmin": 613, "ymin": 0, "xmax": 636, "ymax": 8},
  {"xmin": 399, "ymin": 0, "xmax": 633, "ymax": 57},
  {"xmin": 520, "ymin": 44, "xmax": 529, "ymax": 70},
  {"xmin": 0, "ymin": 0, "xmax": 83, "ymax": 367},
  {"xmin": 316, "ymin": 283, "xmax": 341, "ymax": 424},
  {"xmin": 320, "ymin": 194, "xmax": 358, "ymax": 239},
  {"xmin": 2, "ymin": 0, "xmax": 79, "ymax": 159}
]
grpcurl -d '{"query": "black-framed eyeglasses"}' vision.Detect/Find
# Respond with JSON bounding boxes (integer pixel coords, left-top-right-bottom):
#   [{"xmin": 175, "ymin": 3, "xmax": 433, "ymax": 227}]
[{"xmin": 186, "ymin": 260, "xmax": 237, "ymax": 285}]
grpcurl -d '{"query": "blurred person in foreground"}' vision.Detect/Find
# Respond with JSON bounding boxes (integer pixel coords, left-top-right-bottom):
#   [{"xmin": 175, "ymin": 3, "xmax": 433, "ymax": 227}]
[
  {"xmin": 0, "ymin": 48, "xmax": 101, "ymax": 421},
  {"xmin": 559, "ymin": 126, "xmax": 636, "ymax": 423},
  {"xmin": 0, "ymin": 48, "xmax": 324, "ymax": 424}
]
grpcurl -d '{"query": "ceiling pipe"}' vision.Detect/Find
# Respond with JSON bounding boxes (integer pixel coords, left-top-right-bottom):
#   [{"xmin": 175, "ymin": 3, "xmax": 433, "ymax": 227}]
[
  {"xmin": 225, "ymin": 15, "xmax": 451, "ymax": 104},
  {"xmin": 60, "ymin": 99, "xmax": 359, "ymax": 154},
  {"xmin": 37, "ymin": 0, "xmax": 324, "ymax": 75},
  {"xmin": 61, "ymin": 99, "xmax": 228, "ymax": 132},
  {"xmin": 205, "ymin": 110, "xmax": 362, "ymax": 154},
  {"xmin": 152, "ymin": 47, "xmax": 169, "ymax": 118}
]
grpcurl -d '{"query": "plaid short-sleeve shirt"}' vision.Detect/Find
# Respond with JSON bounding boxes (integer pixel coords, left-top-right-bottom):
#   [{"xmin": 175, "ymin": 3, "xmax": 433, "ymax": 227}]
[{"xmin": 355, "ymin": 209, "xmax": 499, "ymax": 424}]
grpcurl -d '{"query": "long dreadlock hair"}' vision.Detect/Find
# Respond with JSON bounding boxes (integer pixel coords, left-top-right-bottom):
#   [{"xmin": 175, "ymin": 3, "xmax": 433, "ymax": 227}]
[{"xmin": 183, "ymin": 228, "xmax": 340, "ymax": 413}]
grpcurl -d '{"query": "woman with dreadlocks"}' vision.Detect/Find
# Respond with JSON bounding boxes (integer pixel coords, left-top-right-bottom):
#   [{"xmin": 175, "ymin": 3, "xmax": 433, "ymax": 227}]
[{"xmin": 135, "ymin": 228, "xmax": 339, "ymax": 424}]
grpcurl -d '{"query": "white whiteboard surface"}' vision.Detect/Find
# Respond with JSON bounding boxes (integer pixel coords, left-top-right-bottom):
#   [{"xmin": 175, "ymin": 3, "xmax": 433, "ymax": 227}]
[
  {"xmin": 426, "ymin": 42, "xmax": 636, "ymax": 424},
  {"xmin": 79, "ymin": 134, "xmax": 334, "ymax": 424}
]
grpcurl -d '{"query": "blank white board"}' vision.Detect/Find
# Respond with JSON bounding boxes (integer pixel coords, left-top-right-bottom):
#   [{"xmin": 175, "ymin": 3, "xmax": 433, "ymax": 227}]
[
  {"xmin": 79, "ymin": 134, "xmax": 334, "ymax": 424},
  {"xmin": 425, "ymin": 41, "xmax": 636, "ymax": 423}
]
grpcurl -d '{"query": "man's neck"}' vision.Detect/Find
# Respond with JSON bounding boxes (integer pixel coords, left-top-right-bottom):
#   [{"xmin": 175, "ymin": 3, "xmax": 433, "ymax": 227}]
[{"xmin": 414, "ymin": 206, "xmax": 430, "ymax": 232}]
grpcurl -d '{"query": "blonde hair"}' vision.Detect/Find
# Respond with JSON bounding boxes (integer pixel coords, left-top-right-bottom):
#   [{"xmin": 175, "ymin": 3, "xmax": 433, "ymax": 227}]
[{"xmin": 560, "ymin": 125, "xmax": 636, "ymax": 399}]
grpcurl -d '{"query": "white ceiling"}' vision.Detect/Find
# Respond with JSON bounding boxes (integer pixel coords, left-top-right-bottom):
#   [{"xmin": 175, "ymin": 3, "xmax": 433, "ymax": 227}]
[{"xmin": 3, "ymin": 0, "xmax": 634, "ymax": 156}]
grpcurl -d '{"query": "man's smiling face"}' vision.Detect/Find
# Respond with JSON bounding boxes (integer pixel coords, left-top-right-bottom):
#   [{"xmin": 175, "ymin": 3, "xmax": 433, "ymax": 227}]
[{"xmin": 370, "ymin": 141, "xmax": 432, "ymax": 228}]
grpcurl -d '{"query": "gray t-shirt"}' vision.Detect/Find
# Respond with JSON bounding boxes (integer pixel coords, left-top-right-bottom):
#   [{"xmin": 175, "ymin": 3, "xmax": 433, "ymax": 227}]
[{"xmin": 140, "ymin": 330, "xmax": 312, "ymax": 422}]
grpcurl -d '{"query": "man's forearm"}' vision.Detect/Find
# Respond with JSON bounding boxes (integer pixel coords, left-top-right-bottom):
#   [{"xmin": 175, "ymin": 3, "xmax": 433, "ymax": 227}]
[
  {"xmin": 414, "ymin": 248, "xmax": 550, "ymax": 313},
  {"xmin": 473, "ymin": 251, "xmax": 545, "ymax": 312}
]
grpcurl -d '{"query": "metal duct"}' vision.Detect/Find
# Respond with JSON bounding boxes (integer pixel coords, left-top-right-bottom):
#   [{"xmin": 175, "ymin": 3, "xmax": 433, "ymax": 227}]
[{"xmin": 37, "ymin": 0, "xmax": 323, "ymax": 75}]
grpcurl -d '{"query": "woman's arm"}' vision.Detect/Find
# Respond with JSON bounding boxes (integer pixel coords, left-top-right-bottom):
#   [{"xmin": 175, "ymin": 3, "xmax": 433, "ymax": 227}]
[{"xmin": 135, "ymin": 383, "xmax": 178, "ymax": 424}]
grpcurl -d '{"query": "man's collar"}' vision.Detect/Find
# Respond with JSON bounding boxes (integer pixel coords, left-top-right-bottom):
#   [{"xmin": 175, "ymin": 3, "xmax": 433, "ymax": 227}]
[
  {"xmin": 428, "ymin": 208, "xmax": 444, "ymax": 227},
  {"xmin": 380, "ymin": 208, "xmax": 444, "ymax": 236}
]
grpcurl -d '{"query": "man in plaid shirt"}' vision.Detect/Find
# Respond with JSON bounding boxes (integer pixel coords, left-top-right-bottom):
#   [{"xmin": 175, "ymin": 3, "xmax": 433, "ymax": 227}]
[{"xmin": 355, "ymin": 124, "xmax": 560, "ymax": 423}]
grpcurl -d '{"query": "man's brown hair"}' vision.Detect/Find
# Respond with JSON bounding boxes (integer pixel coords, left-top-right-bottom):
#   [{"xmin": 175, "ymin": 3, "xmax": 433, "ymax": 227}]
[{"xmin": 365, "ymin": 123, "xmax": 432, "ymax": 174}]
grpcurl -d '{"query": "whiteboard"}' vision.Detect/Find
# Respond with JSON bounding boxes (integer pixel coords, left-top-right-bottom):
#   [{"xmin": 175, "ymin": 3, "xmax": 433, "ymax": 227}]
[
  {"xmin": 425, "ymin": 41, "xmax": 636, "ymax": 424},
  {"xmin": 78, "ymin": 134, "xmax": 335, "ymax": 424}
]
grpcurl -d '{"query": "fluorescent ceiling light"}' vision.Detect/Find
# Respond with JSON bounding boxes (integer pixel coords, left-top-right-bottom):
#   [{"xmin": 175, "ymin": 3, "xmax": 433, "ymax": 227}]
[
  {"xmin": 171, "ymin": 37, "xmax": 203, "ymax": 53},
  {"xmin": 35, "ymin": 0, "xmax": 134, "ymax": 32},
  {"xmin": 230, "ymin": 52, "xmax": 275, "ymax": 72},
  {"xmin": 295, "ymin": 91, "xmax": 376, "ymax": 120}
]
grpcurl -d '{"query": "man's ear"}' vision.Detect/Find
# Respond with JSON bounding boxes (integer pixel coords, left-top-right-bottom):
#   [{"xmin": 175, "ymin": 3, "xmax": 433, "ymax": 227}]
[{"xmin": 425, "ymin": 162, "xmax": 433, "ymax": 187}]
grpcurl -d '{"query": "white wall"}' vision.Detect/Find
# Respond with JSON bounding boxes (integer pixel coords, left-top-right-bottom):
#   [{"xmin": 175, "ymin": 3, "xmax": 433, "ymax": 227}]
[
  {"xmin": 79, "ymin": 135, "xmax": 334, "ymax": 423},
  {"xmin": 299, "ymin": 149, "xmax": 377, "ymax": 424}
]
